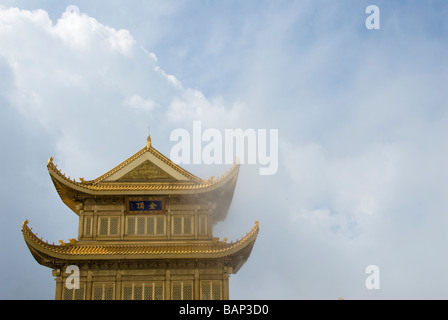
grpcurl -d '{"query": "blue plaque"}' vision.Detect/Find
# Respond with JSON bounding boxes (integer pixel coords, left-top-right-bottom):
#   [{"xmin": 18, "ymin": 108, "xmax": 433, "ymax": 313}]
[{"xmin": 127, "ymin": 198, "xmax": 165, "ymax": 214}]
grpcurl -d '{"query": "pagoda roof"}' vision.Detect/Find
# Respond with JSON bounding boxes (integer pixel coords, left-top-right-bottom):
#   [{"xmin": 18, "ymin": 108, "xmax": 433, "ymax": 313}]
[
  {"xmin": 21, "ymin": 220, "xmax": 259, "ymax": 273},
  {"xmin": 48, "ymin": 136, "xmax": 240, "ymax": 218}
]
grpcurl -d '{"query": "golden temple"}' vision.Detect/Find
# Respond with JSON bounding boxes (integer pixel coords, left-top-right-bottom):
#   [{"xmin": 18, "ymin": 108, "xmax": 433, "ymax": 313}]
[{"xmin": 22, "ymin": 135, "xmax": 258, "ymax": 300}]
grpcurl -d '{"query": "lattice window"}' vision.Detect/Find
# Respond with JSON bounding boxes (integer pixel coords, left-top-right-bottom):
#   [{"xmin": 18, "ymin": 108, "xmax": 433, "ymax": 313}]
[
  {"xmin": 99, "ymin": 218, "xmax": 108, "ymax": 236},
  {"xmin": 93, "ymin": 283, "xmax": 115, "ymax": 300},
  {"xmin": 127, "ymin": 217, "xmax": 135, "ymax": 235},
  {"xmin": 123, "ymin": 286, "xmax": 133, "ymax": 300},
  {"xmin": 184, "ymin": 283, "xmax": 193, "ymax": 300},
  {"xmin": 199, "ymin": 215, "xmax": 207, "ymax": 235},
  {"xmin": 154, "ymin": 283, "xmax": 164, "ymax": 300},
  {"xmin": 84, "ymin": 217, "xmax": 92, "ymax": 237},
  {"xmin": 98, "ymin": 217, "xmax": 119, "ymax": 236},
  {"xmin": 201, "ymin": 282, "xmax": 210, "ymax": 300},
  {"xmin": 201, "ymin": 281, "xmax": 222, "ymax": 300},
  {"xmin": 134, "ymin": 285, "xmax": 143, "ymax": 300},
  {"xmin": 172, "ymin": 284, "xmax": 181, "ymax": 300},
  {"xmin": 172, "ymin": 281, "xmax": 193, "ymax": 300},
  {"xmin": 137, "ymin": 217, "xmax": 145, "ymax": 235},
  {"xmin": 156, "ymin": 217, "xmax": 164, "ymax": 235},
  {"xmin": 172, "ymin": 216, "xmax": 193, "ymax": 236},
  {"xmin": 110, "ymin": 217, "xmax": 118, "ymax": 235},
  {"xmin": 63, "ymin": 286, "xmax": 85, "ymax": 300},
  {"xmin": 126, "ymin": 216, "xmax": 165, "ymax": 236},
  {"xmin": 93, "ymin": 287, "xmax": 102, "ymax": 300},
  {"xmin": 147, "ymin": 217, "xmax": 155, "ymax": 235},
  {"xmin": 212, "ymin": 282, "xmax": 221, "ymax": 300},
  {"xmin": 122, "ymin": 282, "xmax": 164, "ymax": 300},
  {"xmin": 104, "ymin": 286, "xmax": 114, "ymax": 300},
  {"xmin": 173, "ymin": 217, "xmax": 182, "ymax": 235},
  {"xmin": 144, "ymin": 285, "xmax": 153, "ymax": 300},
  {"xmin": 63, "ymin": 287, "xmax": 72, "ymax": 300},
  {"xmin": 184, "ymin": 216, "xmax": 192, "ymax": 234},
  {"xmin": 75, "ymin": 287, "xmax": 84, "ymax": 300}
]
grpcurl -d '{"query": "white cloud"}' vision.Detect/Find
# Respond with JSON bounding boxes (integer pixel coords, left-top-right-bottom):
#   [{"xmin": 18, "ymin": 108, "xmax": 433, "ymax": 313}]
[
  {"xmin": 0, "ymin": 6, "xmax": 242, "ymax": 178},
  {"xmin": 165, "ymin": 88, "xmax": 243, "ymax": 128},
  {"xmin": 123, "ymin": 94, "xmax": 158, "ymax": 112},
  {"xmin": 154, "ymin": 65, "xmax": 182, "ymax": 90},
  {"xmin": 283, "ymin": 141, "xmax": 399, "ymax": 242},
  {"xmin": 276, "ymin": 136, "xmax": 448, "ymax": 298}
]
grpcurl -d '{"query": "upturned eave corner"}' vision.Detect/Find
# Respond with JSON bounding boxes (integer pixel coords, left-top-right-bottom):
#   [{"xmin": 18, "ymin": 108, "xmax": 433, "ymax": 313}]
[
  {"xmin": 21, "ymin": 219, "xmax": 260, "ymax": 272},
  {"xmin": 46, "ymin": 147, "xmax": 240, "ymax": 197}
]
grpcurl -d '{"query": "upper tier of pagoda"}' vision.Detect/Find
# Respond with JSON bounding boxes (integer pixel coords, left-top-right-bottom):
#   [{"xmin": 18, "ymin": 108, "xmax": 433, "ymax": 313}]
[{"xmin": 48, "ymin": 135, "xmax": 239, "ymax": 222}]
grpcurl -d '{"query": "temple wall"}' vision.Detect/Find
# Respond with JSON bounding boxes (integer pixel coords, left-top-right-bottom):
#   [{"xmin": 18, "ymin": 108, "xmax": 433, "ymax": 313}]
[
  {"xmin": 53, "ymin": 264, "xmax": 231, "ymax": 300},
  {"xmin": 77, "ymin": 196, "xmax": 215, "ymax": 242}
]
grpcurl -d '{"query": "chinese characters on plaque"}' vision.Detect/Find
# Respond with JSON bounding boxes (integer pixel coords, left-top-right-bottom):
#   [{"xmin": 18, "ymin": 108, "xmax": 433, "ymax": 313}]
[{"xmin": 127, "ymin": 198, "xmax": 164, "ymax": 214}]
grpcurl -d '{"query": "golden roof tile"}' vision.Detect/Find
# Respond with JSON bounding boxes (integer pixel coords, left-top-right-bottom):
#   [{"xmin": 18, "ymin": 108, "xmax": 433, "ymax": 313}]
[
  {"xmin": 47, "ymin": 156, "xmax": 239, "ymax": 193},
  {"xmin": 21, "ymin": 220, "xmax": 259, "ymax": 260}
]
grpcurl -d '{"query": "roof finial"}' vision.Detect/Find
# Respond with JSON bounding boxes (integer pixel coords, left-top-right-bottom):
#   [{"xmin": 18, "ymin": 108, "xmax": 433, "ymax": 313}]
[
  {"xmin": 146, "ymin": 134, "xmax": 151, "ymax": 149},
  {"xmin": 146, "ymin": 124, "xmax": 151, "ymax": 149}
]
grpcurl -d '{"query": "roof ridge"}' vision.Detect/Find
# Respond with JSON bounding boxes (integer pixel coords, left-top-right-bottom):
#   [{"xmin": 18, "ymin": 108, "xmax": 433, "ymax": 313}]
[
  {"xmin": 91, "ymin": 147, "xmax": 148, "ymax": 184},
  {"xmin": 89, "ymin": 140, "xmax": 205, "ymax": 184},
  {"xmin": 46, "ymin": 146, "xmax": 205, "ymax": 186},
  {"xmin": 47, "ymin": 157, "xmax": 240, "ymax": 192}
]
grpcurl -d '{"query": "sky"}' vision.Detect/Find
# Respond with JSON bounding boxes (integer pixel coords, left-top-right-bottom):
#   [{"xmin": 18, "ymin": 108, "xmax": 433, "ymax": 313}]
[{"xmin": 0, "ymin": 0, "xmax": 448, "ymax": 300}]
